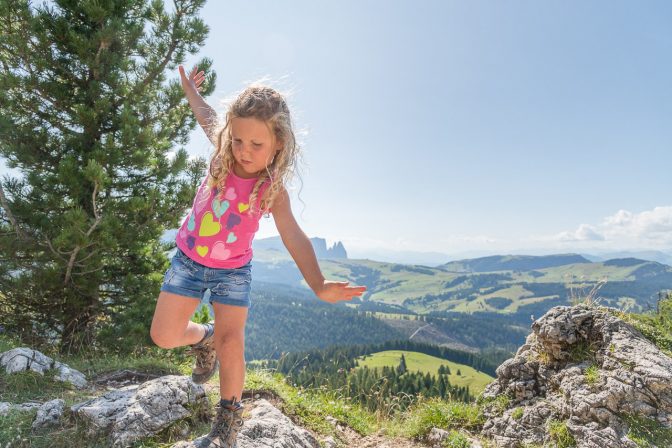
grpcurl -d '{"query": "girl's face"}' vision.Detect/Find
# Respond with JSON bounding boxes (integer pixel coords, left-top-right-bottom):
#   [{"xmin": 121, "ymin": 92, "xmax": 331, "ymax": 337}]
[{"xmin": 230, "ymin": 117, "xmax": 280, "ymax": 178}]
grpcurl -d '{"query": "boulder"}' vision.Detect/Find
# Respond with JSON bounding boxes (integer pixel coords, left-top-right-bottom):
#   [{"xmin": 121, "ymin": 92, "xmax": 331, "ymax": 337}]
[
  {"xmin": 481, "ymin": 305, "xmax": 672, "ymax": 448},
  {"xmin": 0, "ymin": 347, "xmax": 87, "ymax": 389},
  {"xmin": 173, "ymin": 399, "xmax": 320, "ymax": 448},
  {"xmin": 32, "ymin": 399, "xmax": 65, "ymax": 430},
  {"xmin": 72, "ymin": 375, "xmax": 207, "ymax": 447}
]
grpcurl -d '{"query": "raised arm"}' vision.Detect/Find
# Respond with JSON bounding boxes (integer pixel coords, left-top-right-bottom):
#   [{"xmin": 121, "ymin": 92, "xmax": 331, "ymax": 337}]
[
  {"xmin": 179, "ymin": 65, "xmax": 218, "ymax": 146},
  {"xmin": 271, "ymin": 187, "xmax": 367, "ymax": 303}
]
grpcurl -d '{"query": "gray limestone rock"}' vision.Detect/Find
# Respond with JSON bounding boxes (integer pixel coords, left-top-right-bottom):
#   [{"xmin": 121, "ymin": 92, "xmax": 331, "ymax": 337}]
[
  {"xmin": 32, "ymin": 399, "xmax": 65, "ymax": 430},
  {"xmin": 72, "ymin": 375, "xmax": 207, "ymax": 448},
  {"xmin": 172, "ymin": 399, "xmax": 320, "ymax": 448},
  {"xmin": 0, "ymin": 347, "xmax": 87, "ymax": 389},
  {"xmin": 0, "ymin": 401, "xmax": 41, "ymax": 416},
  {"xmin": 481, "ymin": 305, "xmax": 672, "ymax": 448}
]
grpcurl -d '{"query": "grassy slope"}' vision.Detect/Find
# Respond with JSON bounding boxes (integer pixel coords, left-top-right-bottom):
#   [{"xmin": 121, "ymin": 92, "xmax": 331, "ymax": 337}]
[
  {"xmin": 0, "ymin": 334, "xmax": 486, "ymax": 447},
  {"xmin": 356, "ymin": 350, "xmax": 494, "ymax": 393}
]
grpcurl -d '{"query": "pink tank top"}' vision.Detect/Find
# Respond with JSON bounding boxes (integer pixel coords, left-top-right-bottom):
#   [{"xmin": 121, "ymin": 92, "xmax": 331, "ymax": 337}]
[{"xmin": 175, "ymin": 170, "xmax": 270, "ymax": 269}]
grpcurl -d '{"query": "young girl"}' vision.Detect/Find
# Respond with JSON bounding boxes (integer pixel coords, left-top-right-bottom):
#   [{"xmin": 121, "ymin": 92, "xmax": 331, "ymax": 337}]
[{"xmin": 150, "ymin": 65, "xmax": 367, "ymax": 448}]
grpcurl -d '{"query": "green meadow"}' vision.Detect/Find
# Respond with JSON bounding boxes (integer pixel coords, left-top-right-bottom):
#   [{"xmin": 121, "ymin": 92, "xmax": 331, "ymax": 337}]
[{"xmin": 356, "ymin": 350, "xmax": 494, "ymax": 394}]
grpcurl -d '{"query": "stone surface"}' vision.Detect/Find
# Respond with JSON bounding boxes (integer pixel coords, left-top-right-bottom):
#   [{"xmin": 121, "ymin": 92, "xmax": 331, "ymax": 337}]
[
  {"xmin": 481, "ymin": 305, "xmax": 672, "ymax": 448},
  {"xmin": 0, "ymin": 401, "xmax": 41, "ymax": 416},
  {"xmin": 72, "ymin": 375, "xmax": 207, "ymax": 448},
  {"xmin": 427, "ymin": 427, "xmax": 449, "ymax": 447},
  {"xmin": 53, "ymin": 361, "xmax": 87, "ymax": 389},
  {"xmin": 173, "ymin": 399, "xmax": 320, "ymax": 448},
  {"xmin": 0, "ymin": 347, "xmax": 87, "ymax": 389},
  {"xmin": 32, "ymin": 399, "xmax": 65, "ymax": 430},
  {"xmin": 321, "ymin": 436, "xmax": 337, "ymax": 448}
]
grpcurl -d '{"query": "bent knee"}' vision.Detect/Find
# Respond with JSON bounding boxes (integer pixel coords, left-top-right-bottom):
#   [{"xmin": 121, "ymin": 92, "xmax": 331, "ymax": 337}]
[{"xmin": 150, "ymin": 326, "xmax": 178, "ymax": 349}]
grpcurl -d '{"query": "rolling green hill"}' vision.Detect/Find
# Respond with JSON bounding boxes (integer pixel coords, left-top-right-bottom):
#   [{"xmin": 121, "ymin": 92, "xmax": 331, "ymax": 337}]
[{"xmin": 356, "ymin": 350, "xmax": 494, "ymax": 393}]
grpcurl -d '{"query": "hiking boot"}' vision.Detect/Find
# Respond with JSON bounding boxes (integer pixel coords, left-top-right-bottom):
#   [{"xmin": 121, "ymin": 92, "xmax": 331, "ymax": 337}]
[
  {"xmin": 195, "ymin": 401, "xmax": 245, "ymax": 448},
  {"xmin": 186, "ymin": 322, "xmax": 218, "ymax": 384}
]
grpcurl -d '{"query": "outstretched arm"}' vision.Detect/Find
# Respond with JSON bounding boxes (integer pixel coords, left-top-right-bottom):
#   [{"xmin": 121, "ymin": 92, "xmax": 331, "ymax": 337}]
[
  {"xmin": 179, "ymin": 65, "xmax": 218, "ymax": 145},
  {"xmin": 272, "ymin": 188, "xmax": 367, "ymax": 303}
]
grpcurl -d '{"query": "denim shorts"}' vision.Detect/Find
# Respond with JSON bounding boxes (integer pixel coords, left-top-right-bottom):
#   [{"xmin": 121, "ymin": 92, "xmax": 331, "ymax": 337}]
[{"xmin": 160, "ymin": 247, "xmax": 252, "ymax": 307}]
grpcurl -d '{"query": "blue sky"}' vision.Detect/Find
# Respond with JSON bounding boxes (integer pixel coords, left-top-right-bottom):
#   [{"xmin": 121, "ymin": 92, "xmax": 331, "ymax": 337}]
[
  {"xmin": 176, "ymin": 0, "xmax": 671, "ymax": 256},
  {"xmin": 3, "ymin": 1, "xmax": 671, "ymax": 258}
]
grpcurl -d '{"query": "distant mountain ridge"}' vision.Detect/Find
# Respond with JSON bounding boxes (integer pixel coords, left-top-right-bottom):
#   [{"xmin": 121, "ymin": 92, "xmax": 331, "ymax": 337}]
[
  {"xmin": 251, "ymin": 250, "xmax": 672, "ymax": 318},
  {"xmin": 253, "ymin": 236, "xmax": 347, "ymax": 259},
  {"xmin": 441, "ymin": 253, "xmax": 591, "ymax": 273}
]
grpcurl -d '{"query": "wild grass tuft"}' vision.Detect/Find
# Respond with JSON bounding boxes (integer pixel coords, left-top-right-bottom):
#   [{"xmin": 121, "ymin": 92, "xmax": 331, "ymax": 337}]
[
  {"xmin": 384, "ymin": 396, "xmax": 483, "ymax": 440},
  {"xmin": 584, "ymin": 364, "xmax": 599, "ymax": 387},
  {"xmin": 611, "ymin": 292, "xmax": 672, "ymax": 356},
  {"xmin": 477, "ymin": 393, "xmax": 511, "ymax": 417},
  {"xmin": 548, "ymin": 419, "xmax": 576, "ymax": 448},
  {"xmin": 566, "ymin": 276, "xmax": 607, "ymax": 307}
]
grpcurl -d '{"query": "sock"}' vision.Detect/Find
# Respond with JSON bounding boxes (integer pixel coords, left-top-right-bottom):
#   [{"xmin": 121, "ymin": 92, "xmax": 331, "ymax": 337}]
[
  {"xmin": 194, "ymin": 322, "xmax": 214, "ymax": 346},
  {"xmin": 220, "ymin": 397, "xmax": 242, "ymax": 410}
]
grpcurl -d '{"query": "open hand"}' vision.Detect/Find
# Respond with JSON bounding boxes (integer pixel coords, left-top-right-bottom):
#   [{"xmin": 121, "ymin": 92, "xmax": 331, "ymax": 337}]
[
  {"xmin": 316, "ymin": 280, "xmax": 367, "ymax": 304},
  {"xmin": 178, "ymin": 65, "xmax": 206, "ymax": 94}
]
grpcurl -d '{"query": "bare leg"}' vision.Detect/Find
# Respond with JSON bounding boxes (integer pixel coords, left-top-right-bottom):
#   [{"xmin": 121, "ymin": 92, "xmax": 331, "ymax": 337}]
[
  {"xmin": 150, "ymin": 291, "xmax": 206, "ymax": 349},
  {"xmin": 212, "ymin": 302, "xmax": 248, "ymax": 401}
]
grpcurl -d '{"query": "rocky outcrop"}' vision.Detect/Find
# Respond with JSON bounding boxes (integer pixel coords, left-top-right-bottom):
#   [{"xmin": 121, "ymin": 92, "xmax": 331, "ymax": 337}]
[
  {"xmin": 0, "ymin": 347, "xmax": 87, "ymax": 388},
  {"xmin": 72, "ymin": 375, "xmax": 207, "ymax": 447},
  {"xmin": 481, "ymin": 305, "xmax": 672, "ymax": 447},
  {"xmin": 172, "ymin": 399, "xmax": 320, "ymax": 448}
]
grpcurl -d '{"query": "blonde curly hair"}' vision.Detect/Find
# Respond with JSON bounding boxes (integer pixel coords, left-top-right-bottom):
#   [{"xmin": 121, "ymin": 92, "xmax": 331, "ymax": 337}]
[{"xmin": 206, "ymin": 85, "xmax": 300, "ymax": 216}]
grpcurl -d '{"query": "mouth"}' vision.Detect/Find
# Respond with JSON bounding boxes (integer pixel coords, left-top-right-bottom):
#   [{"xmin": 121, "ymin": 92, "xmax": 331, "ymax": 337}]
[{"xmin": 241, "ymin": 160, "xmax": 252, "ymax": 165}]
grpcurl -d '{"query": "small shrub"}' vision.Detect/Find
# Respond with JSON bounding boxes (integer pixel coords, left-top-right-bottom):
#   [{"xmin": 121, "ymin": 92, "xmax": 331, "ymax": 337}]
[
  {"xmin": 443, "ymin": 430, "xmax": 470, "ymax": 448},
  {"xmin": 548, "ymin": 419, "xmax": 576, "ymax": 448},
  {"xmin": 511, "ymin": 407, "xmax": 524, "ymax": 420},
  {"xmin": 584, "ymin": 364, "xmax": 599, "ymax": 386}
]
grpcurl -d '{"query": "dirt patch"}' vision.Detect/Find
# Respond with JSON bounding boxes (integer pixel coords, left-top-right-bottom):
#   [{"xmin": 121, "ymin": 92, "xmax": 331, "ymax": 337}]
[{"xmin": 335, "ymin": 425, "xmax": 427, "ymax": 448}]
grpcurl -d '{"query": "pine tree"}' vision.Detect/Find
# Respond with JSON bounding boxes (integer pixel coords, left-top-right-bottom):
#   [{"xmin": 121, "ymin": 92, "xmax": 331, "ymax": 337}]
[
  {"xmin": 0, "ymin": 0, "xmax": 213, "ymax": 351},
  {"xmin": 397, "ymin": 353, "xmax": 408, "ymax": 375}
]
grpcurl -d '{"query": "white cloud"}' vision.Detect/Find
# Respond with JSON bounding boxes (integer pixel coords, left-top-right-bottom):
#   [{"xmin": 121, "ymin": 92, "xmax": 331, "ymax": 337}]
[
  {"xmin": 556, "ymin": 224, "xmax": 605, "ymax": 242},
  {"xmin": 554, "ymin": 206, "xmax": 672, "ymax": 248}
]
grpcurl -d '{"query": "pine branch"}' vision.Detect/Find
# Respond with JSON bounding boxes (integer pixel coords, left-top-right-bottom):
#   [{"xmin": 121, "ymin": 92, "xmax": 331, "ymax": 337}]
[
  {"xmin": 0, "ymin": 181, "xmax": 27, "ymax": 241},
  {"xmin": 63, "ymin": 179, "xmax": 102, "ymax": 286},
  {"xmin": 114, "ymin": 6, "xmax": 184, "ymax": 109}
]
